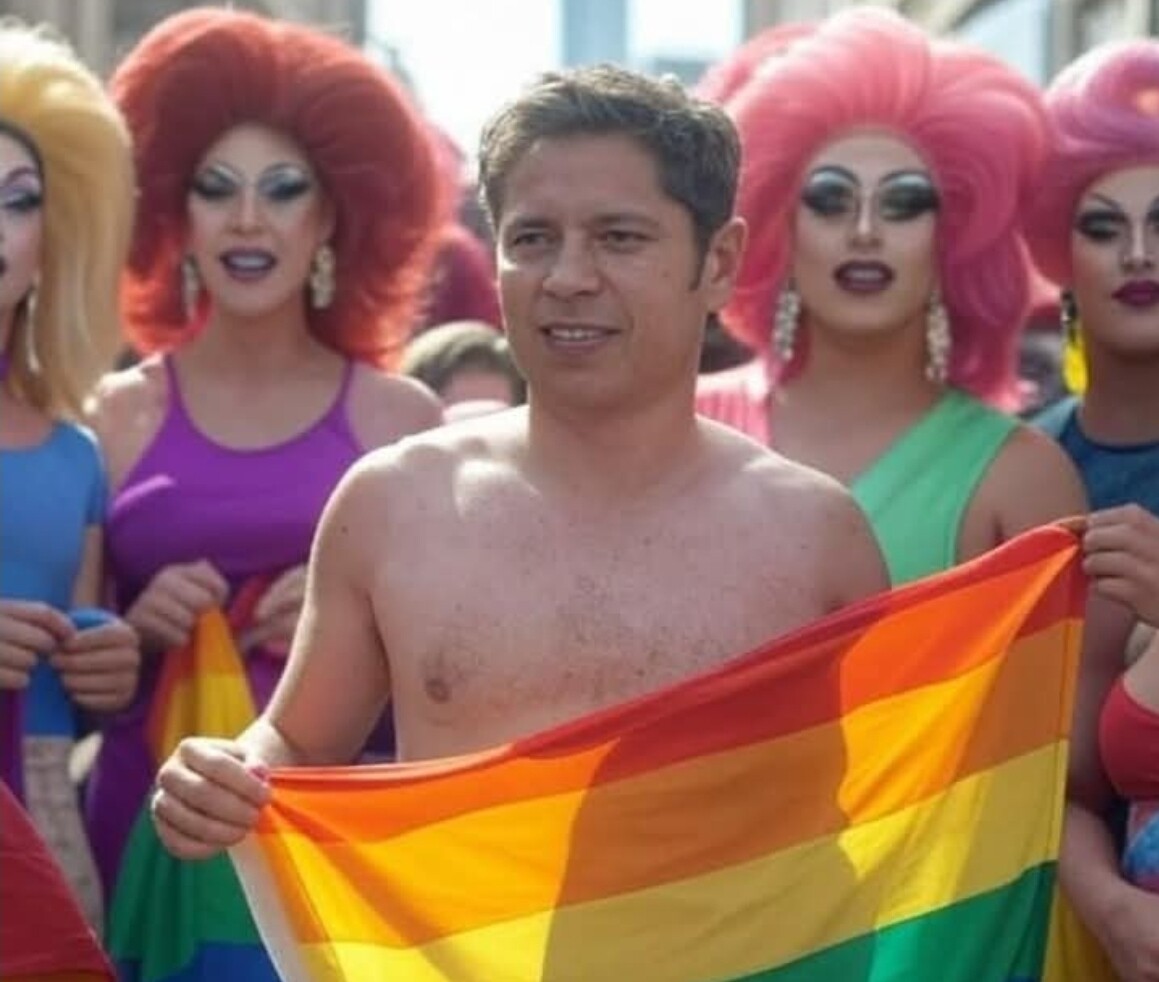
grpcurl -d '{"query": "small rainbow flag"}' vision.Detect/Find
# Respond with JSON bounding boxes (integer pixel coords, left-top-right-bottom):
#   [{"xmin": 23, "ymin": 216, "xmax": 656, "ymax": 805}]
[
  {"xmin": 232, "ymin": 526, "xmax": 1094, "ymax": 981},
  {"xmin": 109, "ymin": 584, "xmax": 278, "ymax": 982}
]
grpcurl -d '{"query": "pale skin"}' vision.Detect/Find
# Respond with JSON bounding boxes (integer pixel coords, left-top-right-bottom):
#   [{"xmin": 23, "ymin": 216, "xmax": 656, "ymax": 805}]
[
  {"xmin": 90, "ymin": 123, "xmax": 442, "ymax": 657},
  {"xmin": 0, "ymin": 131, "xmax": 137, "ymax": 712},
  {"xmin": 151, "ymin": 129, "xmax": 889, "ymax": 860},
  {"xmin": 1054, "ymin": 164, "xmax": 1159, "ymax": 982}
]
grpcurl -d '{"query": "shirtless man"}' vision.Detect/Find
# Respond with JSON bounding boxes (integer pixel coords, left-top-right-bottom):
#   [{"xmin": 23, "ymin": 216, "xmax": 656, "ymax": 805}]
[{"xmin": 151, "ymin": 65, "xmax": 889, "ymax": 860}]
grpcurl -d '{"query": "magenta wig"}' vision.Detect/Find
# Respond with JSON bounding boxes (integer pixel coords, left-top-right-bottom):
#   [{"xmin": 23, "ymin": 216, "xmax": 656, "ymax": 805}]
[
  {"xmin": 722, "ymin": 7, "xmax": 1046, "ymax": 405},
  {"xmin": 111, "ymin": 8, "xmax": 445, "ymax": 367},
  {"xmin": 1026, "ymin": 40, "xmax": 1159, "ymax": 287}
]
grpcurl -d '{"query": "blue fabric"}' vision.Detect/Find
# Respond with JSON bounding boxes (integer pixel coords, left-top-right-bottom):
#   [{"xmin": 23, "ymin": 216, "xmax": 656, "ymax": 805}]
[
  {"xmin": 0, "ymin": 422, "xmax": 108, "ymax": 738},
  {"xmin": 1035, "ymin": 398, "xmax": 1159, "ymax": 516}
]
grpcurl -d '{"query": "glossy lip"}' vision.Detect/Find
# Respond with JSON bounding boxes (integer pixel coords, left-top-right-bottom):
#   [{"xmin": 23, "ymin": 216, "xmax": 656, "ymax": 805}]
[
  {"xmin": 833, "ymin": 260, "xmax": 896, "ymax": 295},
  {"xmin": 1113, "ymin": 279, "xmax": 1159, "ymax": 308},
  {"xmin": 219, "ymin": 248, "xmax": 277, "ymax": 282}
]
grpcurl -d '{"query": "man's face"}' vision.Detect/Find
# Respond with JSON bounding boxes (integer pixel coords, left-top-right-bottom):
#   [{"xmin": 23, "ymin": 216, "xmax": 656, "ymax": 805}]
[{"xmin": 494, "ymin": 132, "xmax": 742, "ymax": 413}]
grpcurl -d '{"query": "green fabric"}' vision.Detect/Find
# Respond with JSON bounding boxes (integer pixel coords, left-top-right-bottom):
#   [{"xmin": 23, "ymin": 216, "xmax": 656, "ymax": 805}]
[
  {"xmin": 853, "ymin": 390, "xmax": 1017, "ymax": 586},
  {"xmin": 106, "ymin": 806, "xmax": 262, "ymax": 981},
  {"xmin": 737, "ymin": 864, "xmax": 1054, "ymax": 981}
]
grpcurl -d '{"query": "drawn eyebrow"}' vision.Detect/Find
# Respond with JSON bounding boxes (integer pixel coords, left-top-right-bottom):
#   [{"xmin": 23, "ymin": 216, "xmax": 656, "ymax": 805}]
[
  {"xmin": 806, "ymin": 164, "xmax": 859, "ymax": 184},
  {"xmin": 0, "ymin": 165, "xmax": 41, "ymax": 187},
  {"xmin": 1082, "ymin": 193, "xmax": 1127, "ymax": 214},
  {"xmin": 877, "ymin": 169, "xmax": 934, "ymax": 184}
]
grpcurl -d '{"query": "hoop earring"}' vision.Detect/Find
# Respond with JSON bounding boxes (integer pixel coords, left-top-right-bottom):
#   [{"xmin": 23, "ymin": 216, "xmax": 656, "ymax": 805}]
[
  {"xmin": 925, "ymin": 288, "xmax": 951, "ymax": 384},
  {"xmin": 310, "ymin": 243, "xmax": 335, "ymax": 310},
  {"xmin": 181, "ymin": 256, "xmax": 201, "ymax": 323},
  {"xmin": 773, "ymin": 282, "xmax": 800, "ymax": 364},
  {"xmin": 1060, "ymin": 289, "xmax": 1087, "ymax": 395}
]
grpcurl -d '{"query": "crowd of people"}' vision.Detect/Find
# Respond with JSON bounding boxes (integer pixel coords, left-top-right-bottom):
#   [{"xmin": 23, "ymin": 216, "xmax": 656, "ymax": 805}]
[{"xmin": 1, "ymin": 4, "xmax": 1158, "ymax": 980}]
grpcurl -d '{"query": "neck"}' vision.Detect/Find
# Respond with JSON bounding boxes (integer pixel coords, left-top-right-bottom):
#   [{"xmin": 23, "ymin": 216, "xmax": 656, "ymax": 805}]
[
  {"xmin": 187, "ymin": 302, "xmax": 327, "ymax": 378},
  {"xmin": 1081, "ymin": 345, "xmax": 1159, "ymax": 444},
  {"xmin": 525, "ymin": 386, "xmax": 703, "ymax": 504},
  {"xmin": 785, "ymin": 315, "xmax": 941, "ymax": 415}
]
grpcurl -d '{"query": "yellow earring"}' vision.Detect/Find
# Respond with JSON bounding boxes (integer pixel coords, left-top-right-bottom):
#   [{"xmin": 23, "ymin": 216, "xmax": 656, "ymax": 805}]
[{"xmin": 1060, "ymin": 290, "xmax": 1088, "ymax": 395}]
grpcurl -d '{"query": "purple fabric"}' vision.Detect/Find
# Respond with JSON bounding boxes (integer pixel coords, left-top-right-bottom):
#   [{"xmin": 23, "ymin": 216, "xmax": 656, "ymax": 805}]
[
  {"xmin": 87, "ymin": 355, "xmax": 363, "ymax": 898},
  {"xmin": 0, "ymin": 690, "xmax": 22, "ymax": 800}
]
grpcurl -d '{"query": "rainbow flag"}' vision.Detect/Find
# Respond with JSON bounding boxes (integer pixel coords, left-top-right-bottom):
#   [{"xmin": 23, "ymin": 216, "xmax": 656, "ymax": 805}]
[
  {"xmin": 232, "ymin": 526, "xmax": 1094, "ymax": 981},
  {"xmin": 108, "ymin": 590, "xmax": 278, "ymax": 982}
]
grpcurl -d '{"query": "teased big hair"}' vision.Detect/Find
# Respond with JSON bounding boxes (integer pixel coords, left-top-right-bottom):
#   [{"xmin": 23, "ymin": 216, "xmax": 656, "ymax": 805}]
[
  {"xmin": 0, "ymin": 18, "xmax": 133, "ymax": 418},
  {"xmin": 1026, "ymin": 39, "xmax": 1159, "ymax": 287},
  {"xmin": 110, "ymin": 8, "xmax": 445, "ymax": 366},
  {"xmin": 721, "ymin": 8, "xmax": 1046, "ymax": 405}
]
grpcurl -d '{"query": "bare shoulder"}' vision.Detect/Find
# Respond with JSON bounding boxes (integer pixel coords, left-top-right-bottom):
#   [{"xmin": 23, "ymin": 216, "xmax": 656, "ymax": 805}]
[
  {"xmin": 347, "ymin": 363, "xmax": 444, "ymax": 451},
  {"xmin": 975, "ymin": 421, "xmax": 1088, "ymax": 535},
  {"xmin": 701, "ymin": 420, "xmax": 889, "ymax": 607},
  {"xmin": 88, "ymin": 356, "xmax": 168, "ymax": 489},
  {"xmin": 342, "ymin": 406, "xmax": 524, "ymax": 511}
]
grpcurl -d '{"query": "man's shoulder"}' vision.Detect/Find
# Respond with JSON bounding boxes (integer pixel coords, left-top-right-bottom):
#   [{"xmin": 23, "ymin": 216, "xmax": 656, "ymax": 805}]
[
  {"xmin": 350, "ymin": 406, "xmax": 524, "ymax": 485},
  {"xmin": 703, "ymin": 417, "xmax": 850, "ymax": 501}
]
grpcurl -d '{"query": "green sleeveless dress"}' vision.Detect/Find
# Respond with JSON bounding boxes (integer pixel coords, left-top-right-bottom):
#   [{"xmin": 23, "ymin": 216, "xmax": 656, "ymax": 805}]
[{"xmin": 852, "ymin": 390, "xmax": 1017, "ymax": 585}]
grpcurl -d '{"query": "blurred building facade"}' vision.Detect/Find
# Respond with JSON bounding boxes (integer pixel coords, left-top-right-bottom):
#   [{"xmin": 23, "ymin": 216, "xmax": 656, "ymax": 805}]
[
  {"xmin": 743, "ymin": 0, "xmax": 1156, "ymax": 81},
  {"xmin": 0, "ymin": 0, "xmax": 366, "ymax": 75}
]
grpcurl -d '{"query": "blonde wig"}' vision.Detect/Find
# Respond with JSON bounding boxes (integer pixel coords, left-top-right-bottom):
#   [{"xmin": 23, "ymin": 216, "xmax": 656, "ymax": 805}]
[{"xmin": 0, "ymin": 19, "xmax": 133, "ymax": 418}]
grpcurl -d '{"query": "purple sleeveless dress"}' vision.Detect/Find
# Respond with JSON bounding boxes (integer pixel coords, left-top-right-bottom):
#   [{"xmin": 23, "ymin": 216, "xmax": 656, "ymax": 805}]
[{"xmin": 86, "ymin": 355, "xmax": 365, "ymax": 897}]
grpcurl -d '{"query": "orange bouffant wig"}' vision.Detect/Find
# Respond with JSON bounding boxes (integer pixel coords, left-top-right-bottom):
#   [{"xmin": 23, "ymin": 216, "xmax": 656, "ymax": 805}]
[{"xmin": 110, "ymin": 8, "xmax": 445, "ymax": 366}]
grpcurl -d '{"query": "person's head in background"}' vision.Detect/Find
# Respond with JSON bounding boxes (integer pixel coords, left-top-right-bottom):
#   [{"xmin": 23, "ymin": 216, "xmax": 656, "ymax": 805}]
[
  {"xmin": 1025, "ymin": 39, "xmax": 1159, "ymax": 402},
  {"xmin": 400, "ymin": 319, "xmax": 525, "ymax": 412},
  {"xmin": 111, "ymin": 7, "xmax": 444, "ymax": 368},
  {"xmin": 0, "ymin": 20, "xmax": 133, "ymax": 418},
  {"xmin": 721, "ymin": 7, "xmax": 1046, "ymax": 409}
]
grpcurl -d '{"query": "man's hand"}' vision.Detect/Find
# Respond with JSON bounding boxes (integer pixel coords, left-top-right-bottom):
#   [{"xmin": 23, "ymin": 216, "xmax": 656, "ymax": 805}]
[{"xmin": 152, "ymin": 737, "xmax": 271, "ymax": 860}]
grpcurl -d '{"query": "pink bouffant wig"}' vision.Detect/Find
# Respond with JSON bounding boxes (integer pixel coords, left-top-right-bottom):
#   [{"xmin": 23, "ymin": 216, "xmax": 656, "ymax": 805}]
[
  {"xmin": 110, "ymin": 8, "xmax": 445, "ymax": 366},
  {"xmin": 722, "ymin": 8, "xmax": 1047, "ymax": 406},
  {"xmin": 1026, "ymin": 40, "xmax": 1159, "ymax": 287}
]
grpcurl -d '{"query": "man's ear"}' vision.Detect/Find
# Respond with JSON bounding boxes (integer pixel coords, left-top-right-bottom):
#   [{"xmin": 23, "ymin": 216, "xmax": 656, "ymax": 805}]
[{"xmin": 700, "ymin": 216, "xmax": 747, "ymax": 311}]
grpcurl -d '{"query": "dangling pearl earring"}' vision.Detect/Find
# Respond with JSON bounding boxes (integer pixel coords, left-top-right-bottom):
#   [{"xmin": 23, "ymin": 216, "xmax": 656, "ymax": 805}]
[
  {"xmin": 925, "ymin": 287, "xmax": 951, "ymax": 384},
  {"xmin": 773, "ymin": 282, "xmax": 800, "ymax": 364},
  {"xmin": 310, "ymin": 243, "xmax": 336, "ymax": 310},
  {"xmin": 181, "ymin": 256, "xmax": 201, "ymax": 323}
]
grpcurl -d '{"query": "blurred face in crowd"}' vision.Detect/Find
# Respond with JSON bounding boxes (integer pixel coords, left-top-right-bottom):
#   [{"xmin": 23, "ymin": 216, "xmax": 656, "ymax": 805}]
[
  {"xmin": 791, "ymin": 131, "xmax": 939, "ymax": 352},
  {"xmin": 185, "ymin": 122, "xmax": 334, "ymax": 323},
  {"xmin": 1070, "ymin": 163, "xmax": 1159, "ymax": 360}
]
